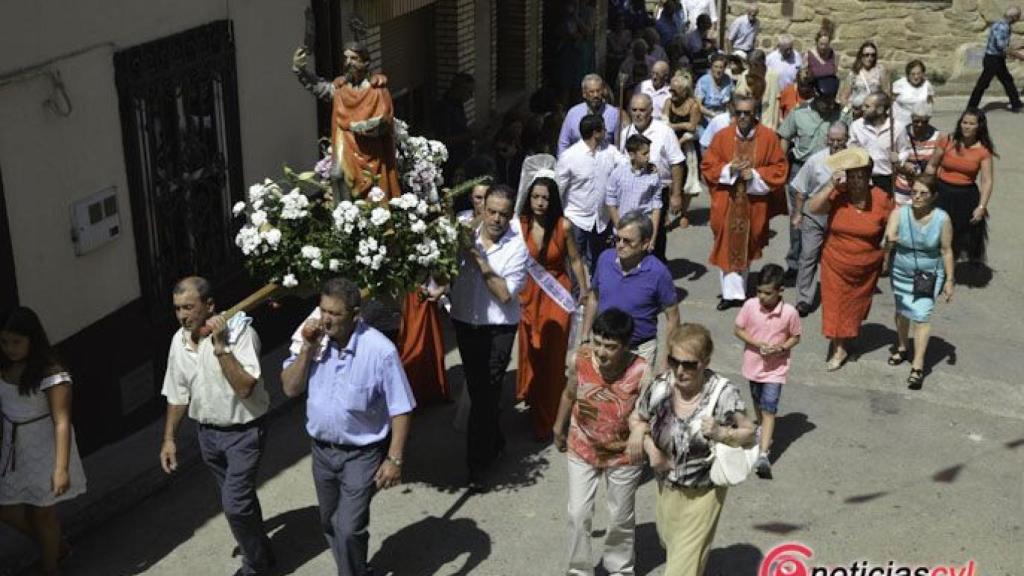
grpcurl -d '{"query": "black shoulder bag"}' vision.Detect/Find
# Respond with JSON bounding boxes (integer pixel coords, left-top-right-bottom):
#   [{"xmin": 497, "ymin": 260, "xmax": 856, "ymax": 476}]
[{"xmin": 907, "ymin": 210, "xmax": 937, "ymax": 300}]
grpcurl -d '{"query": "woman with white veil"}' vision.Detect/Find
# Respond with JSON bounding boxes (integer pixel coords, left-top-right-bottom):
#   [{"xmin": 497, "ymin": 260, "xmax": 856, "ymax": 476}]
[{"xmin": 513, "ymin": 155, "xmax": 589, "ymax": 441}]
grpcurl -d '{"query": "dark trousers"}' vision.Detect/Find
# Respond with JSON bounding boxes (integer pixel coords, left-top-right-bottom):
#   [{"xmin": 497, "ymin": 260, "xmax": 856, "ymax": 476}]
[
  {"xmin": 572, "ymin": 222, "xmax": 612, "ymax": 275},
  {"xmin": 652, "ymin": 187, "xmax": 670, "ymax": 263},
  {"xmin": 453, "ymin": 321, "xmax": 517, "ymax": 471},
  {"xmin": 968, "ymin": 54, "xmax": 1022, "ymax": 109},
  {"xmin": 311, "ymin": 439, "xmax": 385, "ymax": 576},
  {"xmin": 197, "ymin": 422, "xmax": 270, "ymax": 576}
]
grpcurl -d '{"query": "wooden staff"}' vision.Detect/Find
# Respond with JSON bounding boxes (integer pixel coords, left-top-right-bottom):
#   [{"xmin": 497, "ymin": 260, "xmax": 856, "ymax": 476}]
[
  {"xmin": 888, "ymin": 76, "xmax": 897, "ymax": 194},
  {"xmin": 193, "ymin": 283, "xmax": 284, "ymax": 339}
]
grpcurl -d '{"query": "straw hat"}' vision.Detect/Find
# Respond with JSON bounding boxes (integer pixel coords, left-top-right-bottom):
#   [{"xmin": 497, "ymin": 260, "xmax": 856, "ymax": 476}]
[{"xmin": 825, "ymin": 147, "xmax": 871, "ymax": 172}]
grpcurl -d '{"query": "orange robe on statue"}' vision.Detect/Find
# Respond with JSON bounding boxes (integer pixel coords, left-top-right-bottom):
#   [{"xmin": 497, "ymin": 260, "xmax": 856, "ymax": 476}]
[
  {"xmin": 701, "ymin": 123, "xmax": 789, "ymax": 273},
  {"xmin": 332, "ymin": 76, "xmax": 447, "ymax": 403},
  {"xmin": 331, "ymin": 75, "xmax": 402, "ymax": 198},
  {"xmin": 516, "ymin": 217, "xmax": 572, "ymax": 440}
]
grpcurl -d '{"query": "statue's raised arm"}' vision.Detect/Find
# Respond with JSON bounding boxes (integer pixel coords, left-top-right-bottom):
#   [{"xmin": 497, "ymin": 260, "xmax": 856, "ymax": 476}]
[{"xmin": 292, "ymin": 41, "xmax": 400, "ymax": 201}]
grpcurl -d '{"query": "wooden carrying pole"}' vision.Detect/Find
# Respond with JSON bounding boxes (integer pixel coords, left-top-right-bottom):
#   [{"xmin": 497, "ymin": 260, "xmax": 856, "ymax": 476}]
[{"xmin": 194, "ymin": 282, "xmax": 284, "ymax": 338}]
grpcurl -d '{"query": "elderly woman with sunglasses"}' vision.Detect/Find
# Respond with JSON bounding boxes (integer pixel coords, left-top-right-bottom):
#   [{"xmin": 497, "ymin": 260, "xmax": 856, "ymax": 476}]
[{"xmin": 630, "ymin": 323, "xmax": 756, "ymax": 576}]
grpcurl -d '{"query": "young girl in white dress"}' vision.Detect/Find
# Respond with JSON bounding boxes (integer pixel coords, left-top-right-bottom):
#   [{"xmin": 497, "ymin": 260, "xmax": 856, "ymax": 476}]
[{"xmin": 1, "ymin": 307, "xmax": 86, "ymax": 575}]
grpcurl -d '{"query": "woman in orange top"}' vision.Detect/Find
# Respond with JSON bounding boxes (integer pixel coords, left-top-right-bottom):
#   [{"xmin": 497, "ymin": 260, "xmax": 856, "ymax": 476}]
[
  {"xmin": 925, "ymin": 107, "xmax": 995, "ymax": 266},
  {"xmin": 517, "ymin": 175, "xmax": 588, "ymax": 440},
  {"xmin": 809, "ymin": 149, "xmax": 895, "ymax": 371}
]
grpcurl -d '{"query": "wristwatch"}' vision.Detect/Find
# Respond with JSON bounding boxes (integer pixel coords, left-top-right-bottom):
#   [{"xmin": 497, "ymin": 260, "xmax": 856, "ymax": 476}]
[
  {"xmin": 386, "ymin": 455, "xmax": 403, "ymax": 467},
  {"xmin": 214, "ymin": 346, "xmax": 233, "ymax": 357}
]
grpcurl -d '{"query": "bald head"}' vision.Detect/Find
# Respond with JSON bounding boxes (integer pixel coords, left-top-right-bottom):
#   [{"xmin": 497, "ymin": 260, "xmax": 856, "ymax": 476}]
[
  {"xmin": 651, "ymin": 60, "xmax": 670, "ymax": 87},
  {"xmin": 629, "ymin": 93, "xmax": 654, "ymax": 130},
  {"xmin": 1008, "ymin": 6, "xmax": 1021, "ymax": 21},
  {"xmin": 747, "ymin": 4, "xmax": 759, "ymax": 17}
]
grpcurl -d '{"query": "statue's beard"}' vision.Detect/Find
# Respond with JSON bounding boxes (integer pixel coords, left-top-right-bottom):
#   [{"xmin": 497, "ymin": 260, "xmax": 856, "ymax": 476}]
[{"xmin": 345, "ymin": 68, "xmax": 367, "ymax": 84}]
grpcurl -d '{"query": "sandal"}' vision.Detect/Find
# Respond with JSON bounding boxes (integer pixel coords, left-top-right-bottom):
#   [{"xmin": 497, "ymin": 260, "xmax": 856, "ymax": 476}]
[
  {"xmin": 907, "ymin": 368, "xmax": 924, "ymax": 390},
  {"xmin": 888, "ymin": 349, "xmax": 908, "ymax": 366},
  {"xmin": 826, "ymin": 352, "xmax": 848, "ymax": 372}
]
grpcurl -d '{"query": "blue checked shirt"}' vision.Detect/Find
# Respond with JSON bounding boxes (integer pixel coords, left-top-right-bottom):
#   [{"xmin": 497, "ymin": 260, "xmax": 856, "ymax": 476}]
[
  {"xmin": 985, "ymin": 19, "xmax": 1011, "ymax": 56},
  {"xmin": 606, "ymin": 162, "xmax": 663, "ymax": 217}
]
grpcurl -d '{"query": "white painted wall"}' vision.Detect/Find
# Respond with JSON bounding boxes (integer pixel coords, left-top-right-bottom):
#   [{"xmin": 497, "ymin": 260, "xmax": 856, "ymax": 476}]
[{"xmin": 0, "ymin": 0, "xmax": 318, "ymax": 341}]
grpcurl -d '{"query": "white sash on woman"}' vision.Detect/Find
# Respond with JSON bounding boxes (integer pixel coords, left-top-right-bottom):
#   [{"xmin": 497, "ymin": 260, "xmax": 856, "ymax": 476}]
[{"xmin": 527, "ymin": 257, "xmax": 576, "ymax": 313}]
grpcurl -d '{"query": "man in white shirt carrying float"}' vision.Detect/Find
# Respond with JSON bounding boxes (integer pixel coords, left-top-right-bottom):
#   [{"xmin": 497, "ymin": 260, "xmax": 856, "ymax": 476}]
[
  {"xmin": 447, "ymin": 185, "xmax": 529, "ymax": 489},
  {"xmin": 159, "ymin": 276, "xmax": 274, "ymax": 576}
]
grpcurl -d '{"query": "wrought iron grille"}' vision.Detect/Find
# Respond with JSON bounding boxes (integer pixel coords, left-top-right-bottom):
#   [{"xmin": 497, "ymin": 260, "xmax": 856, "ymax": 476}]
[{"xmin": 114, "ymin": 20, "xmax": 244, "ymax": 313}]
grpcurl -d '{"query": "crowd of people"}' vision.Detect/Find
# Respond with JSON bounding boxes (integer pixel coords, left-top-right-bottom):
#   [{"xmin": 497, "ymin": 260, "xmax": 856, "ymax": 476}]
[{"xmin": 2, "ymin": 3, "xmax": 1019, "ymax": 576}]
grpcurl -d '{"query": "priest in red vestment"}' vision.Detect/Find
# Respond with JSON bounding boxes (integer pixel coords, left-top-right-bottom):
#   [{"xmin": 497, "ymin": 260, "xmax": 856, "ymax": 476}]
[{"xmin": 700, "ymin": 95, "xmax": 789, "ymax": 310}]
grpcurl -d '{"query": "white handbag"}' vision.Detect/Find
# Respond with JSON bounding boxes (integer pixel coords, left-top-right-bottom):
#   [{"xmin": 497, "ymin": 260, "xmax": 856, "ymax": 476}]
[{"xmin": 702, "ymin": 376, "xmax": 759, "ymax": 486}]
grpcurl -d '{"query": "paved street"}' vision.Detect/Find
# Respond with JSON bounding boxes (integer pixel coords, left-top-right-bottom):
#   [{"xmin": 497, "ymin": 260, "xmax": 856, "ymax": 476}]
[{"xmin": 33, "ymin": 102, "xmax": 1024, "ymax": 575}]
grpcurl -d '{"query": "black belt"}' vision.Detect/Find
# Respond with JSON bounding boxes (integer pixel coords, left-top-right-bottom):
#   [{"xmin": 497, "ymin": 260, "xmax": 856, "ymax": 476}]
[
  {"xmin": 198, "ymin": 417, "xmax": 264, "ymax": 433},
  {"xmin": 313, "ymin": 437, "xmax": 385, "ymax": 451},
  {"xmin": 0, "ymin": 412, "xmax": 52, "ymax": 476}
]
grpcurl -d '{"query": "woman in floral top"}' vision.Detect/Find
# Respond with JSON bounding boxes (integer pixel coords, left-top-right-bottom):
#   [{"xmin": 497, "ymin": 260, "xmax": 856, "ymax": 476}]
[{"xmin": 630, "ymin": 323, "xmax": 755, "ymax": 576}]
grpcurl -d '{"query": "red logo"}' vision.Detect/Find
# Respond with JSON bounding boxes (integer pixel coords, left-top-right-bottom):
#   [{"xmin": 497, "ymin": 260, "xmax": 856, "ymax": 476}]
[{"xmin": 760, "ymin": 542, "xmax": 814, "ymax": 576}]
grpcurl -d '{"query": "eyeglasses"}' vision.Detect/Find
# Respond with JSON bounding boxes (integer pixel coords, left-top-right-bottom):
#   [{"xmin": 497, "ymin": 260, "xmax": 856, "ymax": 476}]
[
  {"xmin": 667, "ymin": 355, "xmax": 701, "ymax": 371},
  {"xmin": 862, "ymin": 52, "xmax": 877, "ymax": 58}
]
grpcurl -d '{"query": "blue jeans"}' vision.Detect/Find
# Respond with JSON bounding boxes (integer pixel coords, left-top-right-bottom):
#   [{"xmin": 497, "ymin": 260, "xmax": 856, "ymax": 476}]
[{"xmin": 749, "ymin": 381, "xmax": 783, "ymax": 414}]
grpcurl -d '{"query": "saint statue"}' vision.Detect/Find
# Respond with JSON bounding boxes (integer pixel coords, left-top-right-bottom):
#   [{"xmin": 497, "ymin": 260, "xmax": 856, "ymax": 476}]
[{"xmin": 292, "ymin": 42, "xmax": 402, "ymax": 201}]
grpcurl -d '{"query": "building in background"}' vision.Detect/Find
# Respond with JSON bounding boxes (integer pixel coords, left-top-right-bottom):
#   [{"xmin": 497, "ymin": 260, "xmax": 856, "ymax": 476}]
[{"xmin": 0, "ymin": 0, "xmax": 546, "ymax": 455}]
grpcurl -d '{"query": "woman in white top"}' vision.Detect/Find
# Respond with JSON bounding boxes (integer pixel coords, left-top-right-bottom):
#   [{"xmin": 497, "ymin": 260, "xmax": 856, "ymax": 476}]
[
  {"xmin": 840, "ymin": 41, "xmax": 890, "ymax": 106},
  {"xmin": 1, "ymin": 307, "xmax": 86, "ymax": 575},
  {"xmin": 891, "ymin": 59, "xmax": 935, "ymax": 131}
]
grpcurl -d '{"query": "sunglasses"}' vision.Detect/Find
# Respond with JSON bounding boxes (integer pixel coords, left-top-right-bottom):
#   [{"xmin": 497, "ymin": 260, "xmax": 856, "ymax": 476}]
[
  {"xmin": 735, "ymin": 110, "xmax": 755, "ymax": 117},
  {"xmin": 667, "ymin": 355, "xmax": 701, "ymax": 371},
  {"xmin": 863, "ymin": 52, "xmax": 877, "ymax": 57}
]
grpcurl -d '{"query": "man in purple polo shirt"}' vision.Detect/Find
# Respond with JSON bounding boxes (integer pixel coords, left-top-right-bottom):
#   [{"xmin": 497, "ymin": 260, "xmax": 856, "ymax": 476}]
[
  {"xmin": 558, "ymin": 73, "xmax": 621, "ymax": 156},
  {"xmin": 281, "ymin": 277, "xmax": 415, "ymax": 576},
  {"xmin": 581, "ymin": 211, "xmax": 679, "ymax": 367}
]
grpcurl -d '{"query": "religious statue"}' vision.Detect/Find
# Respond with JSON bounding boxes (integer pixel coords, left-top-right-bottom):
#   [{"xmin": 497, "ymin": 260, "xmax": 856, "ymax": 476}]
[{"xmin": 292, "ymin": 42, "xmax": 402, "ymax": 201}]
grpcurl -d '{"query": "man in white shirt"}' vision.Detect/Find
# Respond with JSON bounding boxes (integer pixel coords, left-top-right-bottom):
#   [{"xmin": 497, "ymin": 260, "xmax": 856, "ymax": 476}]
[
  {"xmin": 448, "ymin": 184, "xmax": 528, "ymax": 488},
  {"xmin": 620, "ymin": 93, "xmax": 686, "ymax": 252},
  {"xmin": 159, "ymin": 277, "xmax": 274, "ymax": 576},
  {"xmin": 766, "ymin": 34, "xmax": 803, "ymax": 91},
  {"xmin": 637, "ymin": 60, "xmax": 672, "ymax": 120},
  {"xmin": 557, "ymin": 113, "xmax": 627, "ymax": 273},
  {"xmin": 847, "ymin": 91, "xmax": 913, "ymax": 194},
  {"xmin": 726, "ymin": 4, "xmax": 760, "ymax": 56}
]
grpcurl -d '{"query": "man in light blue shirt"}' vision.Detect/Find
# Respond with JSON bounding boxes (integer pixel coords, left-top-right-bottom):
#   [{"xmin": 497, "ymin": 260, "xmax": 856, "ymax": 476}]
[
  {"xmin": 558, "ymin": 73, "xmax": 621, "ymax": 156},
  {"xmin": 967, "ymin": 6, "xmax": 1023, "ymax": 111},
  {"xmin": 282, "ymin": 277, "xmax": 415, "ymax": 576}
]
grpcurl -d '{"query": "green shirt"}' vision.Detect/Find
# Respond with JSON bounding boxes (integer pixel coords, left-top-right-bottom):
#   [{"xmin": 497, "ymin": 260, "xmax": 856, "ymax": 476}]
[{"xmin": 777, "ymin": 104, "xmax": 841, "ymax": 164}]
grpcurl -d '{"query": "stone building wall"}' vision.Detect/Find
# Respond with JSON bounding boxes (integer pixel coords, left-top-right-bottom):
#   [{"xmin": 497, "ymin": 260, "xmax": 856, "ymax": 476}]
[{"xmin": 725, "ymin": 0, "xmax": 1024, "ymax": 93}]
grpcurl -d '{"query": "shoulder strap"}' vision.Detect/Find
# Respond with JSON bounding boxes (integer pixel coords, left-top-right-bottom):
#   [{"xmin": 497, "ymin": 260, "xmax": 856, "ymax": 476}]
[{"xmin": 700, "ymin": 374, "xmax": 728, "ymax": 420}]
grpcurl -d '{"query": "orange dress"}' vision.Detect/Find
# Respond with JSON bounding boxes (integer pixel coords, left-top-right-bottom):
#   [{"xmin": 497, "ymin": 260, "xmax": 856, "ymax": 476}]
[
  {"xmin": 517, "ymin": 217, "xmax": 572, "ymax": 439},
  {"xmin": 820, "ymin": 186, "xmax": 894, "ymax": 339}
]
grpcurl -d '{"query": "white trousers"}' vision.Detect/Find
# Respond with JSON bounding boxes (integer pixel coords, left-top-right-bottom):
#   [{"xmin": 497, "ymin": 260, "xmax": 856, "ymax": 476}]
[
  {"xmin": 567, "ymin": 456, "xmax": 643, "ymax": 576},
  {"xmin": 719, "ymin": 270, "xmax": 748, "ymax": 301}
]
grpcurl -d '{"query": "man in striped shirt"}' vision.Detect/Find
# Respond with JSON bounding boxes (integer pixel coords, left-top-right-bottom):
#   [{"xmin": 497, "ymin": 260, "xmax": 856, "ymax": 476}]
[{"xmin": 967, "ymin": 6, "xmax": 1024, "ymax": 111}]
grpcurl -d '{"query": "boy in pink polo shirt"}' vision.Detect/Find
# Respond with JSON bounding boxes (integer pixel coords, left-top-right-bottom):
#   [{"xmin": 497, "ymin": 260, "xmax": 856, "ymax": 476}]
[{"xmin": 733, "ymin": 264, "xmax": 802, "ymax": 479}]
